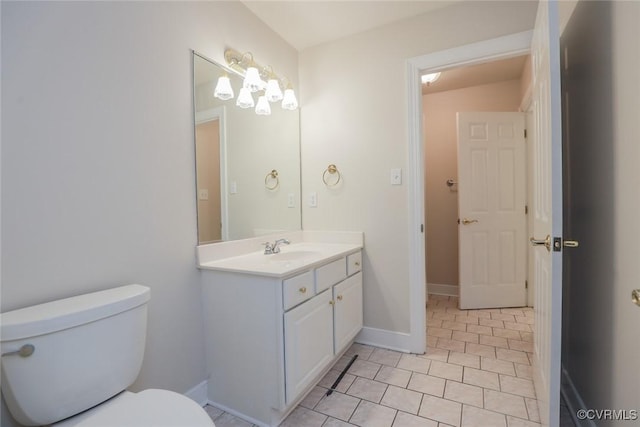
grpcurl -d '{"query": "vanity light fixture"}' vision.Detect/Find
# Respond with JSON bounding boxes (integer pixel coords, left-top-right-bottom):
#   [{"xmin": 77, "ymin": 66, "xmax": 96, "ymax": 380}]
[
  {"xmin": 213, "ymin": 74, "xmax": 234, "ymax": 100},
  {"xmin": 421, "ymin": 72, "xmax": 441, "ymax": 85},
  {"xmin": 218, "ymin": 48, "xmax": 298, "ymax": 115}
]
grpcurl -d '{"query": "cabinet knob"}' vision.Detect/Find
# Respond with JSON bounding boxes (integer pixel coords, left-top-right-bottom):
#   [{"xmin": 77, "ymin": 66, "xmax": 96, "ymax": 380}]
[
  {"xmin": 337, "ymin": 295, "xmax": 343, "ymax": 301},
  {"xmin": 354, "ymin": 261, "xmax": 360, "ymax": 266},
  {"xmin": 329, "ymin": 300, "xmax": 335, "ymax": 305},
  {"xmin": 299, "ymin": 287, "xmax": 307, "ymax": 293}
]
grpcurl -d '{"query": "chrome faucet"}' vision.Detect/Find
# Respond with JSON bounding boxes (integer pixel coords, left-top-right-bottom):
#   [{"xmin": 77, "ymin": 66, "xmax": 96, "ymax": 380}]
[{"xmin": 263, "ymin": 238, "xmax": 290, "ymax": 254}]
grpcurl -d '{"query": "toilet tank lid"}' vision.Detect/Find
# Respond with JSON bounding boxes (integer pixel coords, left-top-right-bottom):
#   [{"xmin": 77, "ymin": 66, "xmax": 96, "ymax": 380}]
[{"xmin": 1, "ymin": 284, "xmax": 150, "ymax": 341}]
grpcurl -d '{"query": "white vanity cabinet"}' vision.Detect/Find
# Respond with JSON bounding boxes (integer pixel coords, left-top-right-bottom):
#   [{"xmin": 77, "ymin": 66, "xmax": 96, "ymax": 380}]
[{"xmin": 201, "ymin": 249, "xmax": 362, "ymax": 427}]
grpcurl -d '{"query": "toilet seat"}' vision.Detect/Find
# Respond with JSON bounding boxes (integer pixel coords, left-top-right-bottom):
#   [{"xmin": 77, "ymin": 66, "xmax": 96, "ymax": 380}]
[{"xmin": 53, "ymin": 389, "xmax": 215, "ymax": 427}]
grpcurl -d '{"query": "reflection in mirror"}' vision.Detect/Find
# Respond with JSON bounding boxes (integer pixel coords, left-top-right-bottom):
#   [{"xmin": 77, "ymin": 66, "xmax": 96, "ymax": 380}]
[{"xmin": 193, "ymin": 52, "xmax": 301, "ymax": 244}]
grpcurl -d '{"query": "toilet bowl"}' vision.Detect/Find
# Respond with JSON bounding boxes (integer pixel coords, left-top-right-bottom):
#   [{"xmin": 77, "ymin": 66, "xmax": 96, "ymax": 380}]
[{"xmin": 0, "ymin": 284, "xmax": 214, "ymax": 427}]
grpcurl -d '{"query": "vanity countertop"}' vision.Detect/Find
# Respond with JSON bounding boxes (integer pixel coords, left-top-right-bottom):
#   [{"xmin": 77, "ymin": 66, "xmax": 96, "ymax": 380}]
[{"xmin": 198, "ymin": 242, "xmax": 362, "ymax": 277}]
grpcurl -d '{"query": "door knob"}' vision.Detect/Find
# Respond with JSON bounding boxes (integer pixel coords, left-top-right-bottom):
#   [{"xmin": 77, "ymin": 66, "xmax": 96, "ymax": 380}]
[
  {"xmin": 461, "ymin": 218, "xmax": 479, "ymax": 225},
  {"xmin": 632, "ymin": 289, "xmax": 640, "ymax": 307},
  {"xmin": 530, "ymin": 235, "xmax": 551, "ymax": 252}
]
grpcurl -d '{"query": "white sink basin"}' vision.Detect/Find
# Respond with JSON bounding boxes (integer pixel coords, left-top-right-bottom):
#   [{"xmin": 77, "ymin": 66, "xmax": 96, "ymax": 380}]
[{"xmin": 267, "ymin": 250, "xmax": 322, "ymax": 262}]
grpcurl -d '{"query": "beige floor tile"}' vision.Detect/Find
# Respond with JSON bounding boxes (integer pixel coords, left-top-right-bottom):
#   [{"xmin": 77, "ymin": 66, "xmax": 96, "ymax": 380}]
[
  {"xmin": 455, "ymin": 315, "xmax": 479, "ymax": 325},
  {"xmin": 280, "ymin": 406, "xmax": 328, "ymax": 427},
  {"xmin": 392, "ymin": 411, "xmax": 438, "ymax": 427},
  {"xmin": 381, "ymin": 385, "xmax": 423, "ymax": 414},
  {"xmin": 501, "ymin": 308, "xmax": 525, "ymax": 316},
  {"xmin": 465, "ymin": 343, "xmax": 496, "ymax": 359},
  {"xmin": 492, "ymin": 328, "xmax": 523, "ymax": 340},
  {"xmin": 347, "ymin": 377, "xmax": 388, "ymax": 403},
  {"xmin": 508, "ymin": 339, "xmax": 534, "ymax": 353},
  {"xmin": 447, "ymin": 351, "xmax": 480, "ymax": 369},
  {"xmin": 375, "ymin": 366, "xmax": 412, "ymax": 388},
  {"xmin": 428, "ymin": 327, "xmax": 454, "ymax": 339},
  {"xmin": 452, "ymin": 331, "xmax": 479, "ymax": 344},
  {"xmin": 506, "ymin": 416, "xmax": 542, "ymax": 427},
  {"xmin": 463, "ymin": 367, "xmax": 500, "ymax": 390},
  {"xmin": 514, "ymin": 315, "xmax": 534, "ymax": 325},
  {"xmin": 319, "ymin": 369, "xmax": 356, "ymax": 393},
  {"xmin": 496, "ymin": 348, "xmax": 530, "ymax": 365},
  {"xmin": 350, "ymin": 400, "xmax": 397, "ymax": 427},
  {"xmin": 429, "ymin": 360, "xmax": 464, "ymax": 381},
  {"xmin": 441, "ymin": 321, "xmax": 468, "ymax": 332},
  {"xmin": 479, "ymin": 318, "xmax": 505, "ymax": 328},
  {"xmin": 466, "ymin": 324, "xmax": 493, "ymax": 336},
  {"xmin": 369, "ymin": 348, "xmax": 402, "ymax": 367},
  {"xmin": 211, "ymin": 412, "xmax": 253, "ymax": 427},
  {"xmin": 504, "ymin": 321, "xmax": 531, "ymax": 332},
  {"xmin": 419, "ymin": 394, "xmax": 462, "ymax": 427},
  {"xmin": 433, "ymin": 312, "xmax": 458, "ymax": 321},
  {"xmin": 491, "ymin": 313, "xmax": 516, "ymax": 322},
  {"xmin": 484, "ymin": 389, "xmax": 528, "ymax": 419},
  {"xmin": 499, "ymin": 375, "xmax": 537, "ymax": 399},
  {"xmin": 524, "ymin": 398, "xmax": 540, "ymax": 422},
  {"xmin": 422, "ymin": 347, "xmax": 450, "ymax": 362},
  {"xmin": 323, "ymin": 418, "xmax": 353, "ymax": 427},
  {"xmin": 480, "ymin": 357, "xmax": 516, "ymax": 376},
  {"xmin": 427, "ymin": 335, "xmax": 440, "ymax": 348},
  {"xmin": 346, "ymin": 343, "xmax": 376, "ymax": 359},
  {"xmin": 428, "ymin": 318, "xmax": 444, "ymax": 328},
  {"xmin": 314, "ymin": 391, "xmax": 360, "ymax": 421},
  {"xmin": 514, "ymin": 363, "xmax": 533, "ymax": 380},
  {"xmin": 480, "ymin": 335, "xmax": 509, "ymax": 349},
  {"xmin": 461, "ymin": 405, "xmax": 506, "ymax": 427},
  {"xmin": 300, "ymin": 386, "xmax": 328, "ymax": 409},
  {"xmin": 407, "ymin": 372, "xmax": 446, "ymax": 397},
  {"xmin": 444, "ymin": 380, "xmax": 483, "ymax": 407},
  {"xmin": 436, "ymin": 338, "xmax": 467, "ymax": 353},
  {"xmin": 519, "ymin": 332, "xmax": 533, "ymax": 342},
  {"xmin": 348, "ymin": 359, "xmax": 382, "ymax": 379},
  {"xmin": 397, "ymin": 353, "xmax": 431, "ymax": 374}
]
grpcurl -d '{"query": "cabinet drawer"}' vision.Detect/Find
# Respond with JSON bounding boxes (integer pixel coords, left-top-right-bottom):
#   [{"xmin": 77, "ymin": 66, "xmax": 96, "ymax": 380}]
[
  {"xmin": 283, "ymin": 271, "xmax": 315, "ymax": 311},
  {"xmin": 347, "ymin": 252, "xmax": 362, "ymax": 276},
  {"xmin": 315, "ymin": 258, "xmax": 346, "ymax": 293}
]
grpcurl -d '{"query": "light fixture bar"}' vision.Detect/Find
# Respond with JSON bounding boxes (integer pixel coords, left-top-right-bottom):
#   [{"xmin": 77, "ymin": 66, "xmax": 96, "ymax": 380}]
[{"xmin": 224, "ymin": 48, "xmax": 293, "ymax": 102}]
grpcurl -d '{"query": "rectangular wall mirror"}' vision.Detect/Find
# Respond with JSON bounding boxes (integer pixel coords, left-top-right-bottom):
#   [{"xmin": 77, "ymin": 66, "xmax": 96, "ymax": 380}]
[{"xmin": 193, "ymin": 52, "xmax": 302, "ymax": 244}]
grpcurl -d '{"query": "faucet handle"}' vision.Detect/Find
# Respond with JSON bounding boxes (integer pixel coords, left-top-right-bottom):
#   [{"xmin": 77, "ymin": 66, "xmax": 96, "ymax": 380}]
[{"xmin": 262, "ymin": 242, "xmax": 274, "ymax": 254}]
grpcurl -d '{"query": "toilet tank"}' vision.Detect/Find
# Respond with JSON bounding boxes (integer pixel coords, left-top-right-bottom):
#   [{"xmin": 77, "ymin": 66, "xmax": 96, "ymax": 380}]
[{"xmin": 0, "ymin": 284, "xmax": 150, "ymax": 426}]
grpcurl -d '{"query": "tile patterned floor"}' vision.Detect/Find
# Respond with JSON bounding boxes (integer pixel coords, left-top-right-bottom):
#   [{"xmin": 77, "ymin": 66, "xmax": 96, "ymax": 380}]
[{"xmin": 206, "ymin": 294, "xmax": 545, "ymax": 427}]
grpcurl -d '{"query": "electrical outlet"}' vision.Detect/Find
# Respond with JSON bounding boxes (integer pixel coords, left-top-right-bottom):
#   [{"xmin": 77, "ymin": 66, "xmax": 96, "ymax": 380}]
[
  {"xmin": 198, "ymin": 189, "xmax": 209, "ymax": 200},
  {"xmin": 390, "ymin": 168, "xmax": 402, "ymax": 185}
]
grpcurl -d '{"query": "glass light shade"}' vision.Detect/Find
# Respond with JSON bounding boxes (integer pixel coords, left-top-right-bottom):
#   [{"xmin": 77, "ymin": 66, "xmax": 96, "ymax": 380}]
[
  {"xmin": 243, "ymin": 67, "xmax": 263, "ymax": 92},
  {"xmin": 213, "ymin": 76, "xmax": 234, "ymax": 100},
  {"xmin": 236, "ymin": 87, "xmax": 255, "ymax": 109},
  {"xmin": 265, "ymin": 79, "xmax": 283, "ymax": 102},
  {"xmin": 421, "ymin": 72, "xmax": 441, "ymax": 85},
  {"xmin": 255, "ymin": 95, "xmax": 271, "ymax": 115},
  {"xmin": 281, "ymin": 88, "xmax": 298, "ymax": 110}
]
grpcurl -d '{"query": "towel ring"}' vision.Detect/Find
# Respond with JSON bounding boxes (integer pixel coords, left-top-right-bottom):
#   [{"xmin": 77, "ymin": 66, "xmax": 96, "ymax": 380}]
[
  {"xmin": 322, "ymin": 164, "xmax": 341, "ymax": 187},
  {"xmin": 265, "ymin": 169, "xmax": 279, "ymax": 190}
]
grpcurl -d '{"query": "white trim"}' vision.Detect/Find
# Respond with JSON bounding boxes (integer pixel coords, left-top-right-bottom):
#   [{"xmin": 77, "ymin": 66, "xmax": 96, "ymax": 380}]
[
  {"xmin": 406, "ymin": 30, "xmax": 534, "ymax": 355},
  {"xmin": 427, "ymin": 283, "xmax": 458, "ymax": 297},
  {"xmin": 561, "ymin": 366, "xmax": 596, "ymax": 427},
  {"xmin": 184, "ymin": 380, "xmax": 209, "ymax": 407},
  {"xmin": 355, "ymin": 326, "xmax": 415, "ymax": 354}
]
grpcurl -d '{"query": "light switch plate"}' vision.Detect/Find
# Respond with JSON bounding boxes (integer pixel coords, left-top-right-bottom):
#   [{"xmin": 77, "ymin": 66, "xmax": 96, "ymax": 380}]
[
  {"xmin": 391, "ymin": 168, "xmax": 402, "ymax": 185},
  {"xmin": 198, "ymin": 189, "xmax": 209, "ymax": 200},
  {"xmin": 308, "ymin": 192, "xmax": 317, "ymax": 207},
  {"xmin": 230, "ymin": 181, "xmax": 238, "ymax": 194},
  {"xmin": 287, "ymin": 193, "xmax": 295, "ymax": 208}
]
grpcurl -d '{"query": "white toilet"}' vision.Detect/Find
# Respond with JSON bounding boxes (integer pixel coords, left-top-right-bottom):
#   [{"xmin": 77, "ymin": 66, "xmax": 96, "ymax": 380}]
[{"xmin": 0, "ymin": 284, "xmax": 215, "ymax": 427}]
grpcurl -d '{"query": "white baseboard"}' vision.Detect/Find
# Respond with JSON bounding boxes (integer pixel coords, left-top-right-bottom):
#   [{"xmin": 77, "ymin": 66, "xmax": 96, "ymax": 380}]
[
  {"xmin": 561, "ymin": 365, "xmax": 596, "ymax": 427},
  {"xmin": 355, "ymin": 326, "xmax": 415, "ymax": 354},
  {"xmin": 427, "ymin": 283, "xmax": 458, "ymax": 297},
  {"xmin": 184, "ymin": 380, "xmax": 208, "ymax": 407}
]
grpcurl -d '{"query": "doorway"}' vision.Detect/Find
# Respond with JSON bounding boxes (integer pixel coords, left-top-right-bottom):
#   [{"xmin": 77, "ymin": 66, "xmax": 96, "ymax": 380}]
[{"xmin": 421, "ymin": 57, "xmax": 531, "ymax": 309}]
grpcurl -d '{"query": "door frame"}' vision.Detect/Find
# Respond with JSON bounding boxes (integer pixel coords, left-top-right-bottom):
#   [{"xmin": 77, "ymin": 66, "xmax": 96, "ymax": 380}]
[{"xmin": 405, "ymin": 30, "xmax": 533, "ymax": 353}]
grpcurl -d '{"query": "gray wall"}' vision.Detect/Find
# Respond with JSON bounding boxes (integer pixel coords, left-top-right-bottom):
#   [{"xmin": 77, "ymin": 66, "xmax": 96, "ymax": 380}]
[{"xmin": 1, "ymin": 2, "xmax": 297, "ymax": 425}]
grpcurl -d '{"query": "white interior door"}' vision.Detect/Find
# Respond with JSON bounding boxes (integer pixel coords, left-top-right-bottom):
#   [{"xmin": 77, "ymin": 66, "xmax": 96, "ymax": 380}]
[
  {"xmin": 530, "ymin": 1, "xmax": 563, "ymax": 425},
  {"xmin": 458, "ymin": 112, "xmax": 527, "ymax": 310}
]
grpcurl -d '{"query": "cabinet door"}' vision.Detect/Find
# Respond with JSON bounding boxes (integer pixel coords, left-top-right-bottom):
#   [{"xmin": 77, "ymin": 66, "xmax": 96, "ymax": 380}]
[
  {"xmin": 284, "ymin": 289, "xmax": 334, "ymax": 404},
  {"xmin": 333, "ymin": 272, "xmax": 363, "ymax": 355}
]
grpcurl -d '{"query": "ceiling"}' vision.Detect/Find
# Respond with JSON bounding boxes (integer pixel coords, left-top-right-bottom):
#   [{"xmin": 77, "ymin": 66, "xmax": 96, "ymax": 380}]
[
  {"xmin": 422, "ymin": 55, "xmax": 529, "ymax": 94},
  {"xmin": 241, "ymin": 1, "xmax": 461, "ymax": 51}
]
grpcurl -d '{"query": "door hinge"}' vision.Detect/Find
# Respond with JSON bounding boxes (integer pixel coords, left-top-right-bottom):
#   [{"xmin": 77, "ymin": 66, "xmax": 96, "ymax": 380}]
[
  {"xmin": 524, "ymin": 129, "xmax": 527, "ymax": 139},
  {"xmin": 525, "ymin": 205, "xmax": 528, "ymax": 214},
  {"xmin": 525, "ymin": 280, "xmax": 528, "ymax": 289},
  {"xmin": 421, "ymin": 224, "xmax": 424, "ymax": 233}
]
